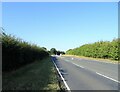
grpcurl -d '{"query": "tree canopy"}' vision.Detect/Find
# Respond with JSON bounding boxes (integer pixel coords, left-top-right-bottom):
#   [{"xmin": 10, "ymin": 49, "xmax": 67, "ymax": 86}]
[
  {"xmin": 50, "ymin": 48, "xmax": 57, "ymax": 55},
  {"xmin": 66, "ymin": 39, "xmax": 119, "ymax": 61}
]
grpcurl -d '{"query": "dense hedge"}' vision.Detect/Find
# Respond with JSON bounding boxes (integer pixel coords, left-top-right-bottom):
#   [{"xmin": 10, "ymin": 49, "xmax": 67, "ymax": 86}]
[
  {"xmin": 2, "ymin": 33, "xmax": 49, "ymax": 72},
  {"xmin": 66, "ymin": 39, "xmax": 119, "ymax": 61}
]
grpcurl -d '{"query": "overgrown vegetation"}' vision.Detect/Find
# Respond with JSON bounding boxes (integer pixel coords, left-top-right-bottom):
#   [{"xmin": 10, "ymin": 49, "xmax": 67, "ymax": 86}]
[
  {"xmin": 2, "ymin": 32, "xmax": 49, "ymax": 72},
  {"xmin": 66, "ymin": 39, "xmax": 119, "ymax": 61},
  {"xmin": 50, "ymin": 48, "xmax": 65, "ymax": 55},
  {"xmin": 2, "ymin": 57, "xmax": 59, "ymax": 90}
]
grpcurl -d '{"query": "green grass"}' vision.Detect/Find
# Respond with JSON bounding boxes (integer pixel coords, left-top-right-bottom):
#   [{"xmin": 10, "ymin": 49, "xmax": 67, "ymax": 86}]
[{"xmin": 2, "ymin": 57, "xmax": 59, "ymax": 90}]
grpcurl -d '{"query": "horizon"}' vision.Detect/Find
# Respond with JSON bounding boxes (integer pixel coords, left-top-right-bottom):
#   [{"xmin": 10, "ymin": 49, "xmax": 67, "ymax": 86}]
[{"xmin": 2, "ymin": 2, "xmax": 118, "ymax": 51}]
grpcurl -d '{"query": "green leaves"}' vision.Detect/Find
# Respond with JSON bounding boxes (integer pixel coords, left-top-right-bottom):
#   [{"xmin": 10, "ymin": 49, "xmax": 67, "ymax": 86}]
[
  {"xmin": 2, "ymin": 33, "xmax": 49, "ymax": 72},
  {"xmin": 50, "ymin": 48, "xmax": 57, "ymax": 55},
  {"xmin": 50, "ymin": 48, "xmax": 65, "ymax": 55},
  {"xmin": 66, "ymin": 39, "xmax": 119, "ymax": 61}
]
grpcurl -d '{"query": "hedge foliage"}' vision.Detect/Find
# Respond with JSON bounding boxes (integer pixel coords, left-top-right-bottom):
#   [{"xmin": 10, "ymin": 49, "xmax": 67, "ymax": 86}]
[
  {"xmin": 2, "ymin": 33, "xmax": 49, "ymax": 72},
  {"xmin": 66, "ymin": 39, "xmax": 119, "ymax": 61}
]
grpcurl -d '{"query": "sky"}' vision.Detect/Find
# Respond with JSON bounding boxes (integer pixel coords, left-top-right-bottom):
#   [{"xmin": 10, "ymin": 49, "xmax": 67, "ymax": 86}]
[{"xmin": 2, "ymin": 2, "xmax": 118, "ymax": 51}]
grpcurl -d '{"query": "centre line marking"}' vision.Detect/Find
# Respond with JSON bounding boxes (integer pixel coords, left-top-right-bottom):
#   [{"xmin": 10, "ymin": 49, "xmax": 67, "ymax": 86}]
[
  {"xmin": 63, "ymin": 57, "xmax": 119, "ymax": 84},
  {"xmin": 96, "ymin": 72, "xmax": 120, "ymax": 83},
  {"xmin": 72, "ymin": 62, "xmax": 85, "ymax": 69}
]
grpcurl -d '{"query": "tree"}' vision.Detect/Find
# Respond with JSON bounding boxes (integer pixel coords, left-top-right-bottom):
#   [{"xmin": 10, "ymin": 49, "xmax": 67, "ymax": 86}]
[
  {"xmin": 50, "ymin": 48, "xmax": 57, "ymax": 55},
  {"xmin": 66, "ymin": 39, "xmax": 118, "ymax": 61},
  {"xmin": 60, "ymin": 51, "xmax": 65, "ymax": 55},
  {"xmin": 41, "ymin": 47, "xmax": 47, "ymax": 50},
  {"xmin": 56, "ymin": 51, "xmax": 61, "ymax": 55}
]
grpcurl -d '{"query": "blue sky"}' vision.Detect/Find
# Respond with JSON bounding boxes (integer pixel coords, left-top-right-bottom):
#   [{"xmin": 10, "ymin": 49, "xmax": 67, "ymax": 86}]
[{"xmin": 2, "ymin": 2, "xmax": 118, "ymax": 51}]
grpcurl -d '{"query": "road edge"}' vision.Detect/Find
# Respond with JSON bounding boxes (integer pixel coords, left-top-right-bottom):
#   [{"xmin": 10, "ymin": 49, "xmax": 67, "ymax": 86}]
[{"xmin": 51, "ymin": 56, "xmax": 71, "ymax": 91}]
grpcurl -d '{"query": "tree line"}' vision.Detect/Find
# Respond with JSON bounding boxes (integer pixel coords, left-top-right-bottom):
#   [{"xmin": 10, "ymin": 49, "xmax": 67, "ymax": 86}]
[
  {"xmin": 2, "ymin": 32, "xmax": 49, "ymax": 72},
  {"xmin": 66, "ymin": 39, "xmax": 119, "ymax": 61},
  {"xmin": 50, "ymin": 48, "xmax": 65, "ymax": 55}
]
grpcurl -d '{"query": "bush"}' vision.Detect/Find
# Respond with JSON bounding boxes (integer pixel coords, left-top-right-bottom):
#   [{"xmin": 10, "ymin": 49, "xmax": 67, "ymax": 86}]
[
  {"xmin": 66, "ymin": 39, "xmax": 119, "ymax": 61},
  {"xmin": 2, "ymin": 32, "xmax": 49, "ymax": 72}
]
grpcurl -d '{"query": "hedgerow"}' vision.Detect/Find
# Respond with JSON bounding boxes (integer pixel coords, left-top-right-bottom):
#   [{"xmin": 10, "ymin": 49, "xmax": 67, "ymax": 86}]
[
  {"xmin": 66, "ymin": 39, "xmax": 119, "ymax": 61},
  {"xmin": 2, "ymin": 32, "xmax": 49, "ymax": 72}
]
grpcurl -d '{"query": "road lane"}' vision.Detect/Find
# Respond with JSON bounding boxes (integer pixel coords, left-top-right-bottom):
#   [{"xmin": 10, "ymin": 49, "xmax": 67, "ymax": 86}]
[
  {"xmin": 52, "ymin": 56, "xmax": 119, "ymax": 90},
  {"xmin": 61, "ymin": 56, "xmax": 118, "ymax": 81}
]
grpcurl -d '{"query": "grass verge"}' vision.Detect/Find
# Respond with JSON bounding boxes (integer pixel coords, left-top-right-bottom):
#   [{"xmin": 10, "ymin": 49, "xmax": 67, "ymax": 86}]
[
  {"xmin": 63, "ymin": 55, "xmax": 119, "ymax": 64},
  {"xmin": 2, "ymin": 57, "xmax": 59, "ymax": 91}
]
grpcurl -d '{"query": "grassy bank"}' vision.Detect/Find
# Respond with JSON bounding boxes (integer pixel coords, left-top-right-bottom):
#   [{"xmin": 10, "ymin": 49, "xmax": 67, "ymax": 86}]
[
  {"xmin": 2, "ymin": 57, "xmax": 59, "ymax": 91},
  {"xmin": 63, "ymin": 55, "xmax": 119, "ymax": 64}
]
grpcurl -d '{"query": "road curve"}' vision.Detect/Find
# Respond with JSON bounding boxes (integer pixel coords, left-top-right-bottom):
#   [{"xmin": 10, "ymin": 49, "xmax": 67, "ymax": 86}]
[{"xmin": 52, "ymin": 56, "xmax": 119, "ymax": 90}]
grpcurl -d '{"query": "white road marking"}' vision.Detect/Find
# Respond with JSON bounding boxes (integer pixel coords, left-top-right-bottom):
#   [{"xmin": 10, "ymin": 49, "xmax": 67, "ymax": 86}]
[
  {"xmin": 65, "ymin": 59, "xmax": 82, "ymax": 68},
  {"xmin": 73, "ymin": 62, "xmax": 119, "ymax": 83},
  {"xmin": 96, "ymin": 72, "xmax": 120, "ymax": 83},
  {"xmin": 72, "ymin": 62, "xmax": 85, "ymax": 69},
  {"xmin": 60, "ymin": 57, "xmax": 119, "ymax": 84},
  {"xmin": 52, "ymin": 59, "xmax": 71, "ymax": 91}
]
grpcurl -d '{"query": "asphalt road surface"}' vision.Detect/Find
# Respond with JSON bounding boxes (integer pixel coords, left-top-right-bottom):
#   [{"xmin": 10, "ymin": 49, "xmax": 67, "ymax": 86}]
[{"xmin": 52, "ymin": 55, "xmax": 119, "ymax": 90}]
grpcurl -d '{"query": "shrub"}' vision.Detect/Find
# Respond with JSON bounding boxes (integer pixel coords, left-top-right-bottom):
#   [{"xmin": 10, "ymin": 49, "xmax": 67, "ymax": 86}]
[
  {"xmin": 66, "ymin": 39, "xmax": 119, "ymax": 61},
  {"xmin": 2, "ymin": 32, "xmax": 49, "ymax": 72}
]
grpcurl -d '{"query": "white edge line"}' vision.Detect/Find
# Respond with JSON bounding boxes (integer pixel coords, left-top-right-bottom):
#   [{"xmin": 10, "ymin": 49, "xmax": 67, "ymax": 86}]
[
  {"xmin": 96, "ymin": 72, "xmax": 120, "ymax": 83},
  {"xmin": 52, "ymin": 58, "xmax": 71, "ymax": 91}
]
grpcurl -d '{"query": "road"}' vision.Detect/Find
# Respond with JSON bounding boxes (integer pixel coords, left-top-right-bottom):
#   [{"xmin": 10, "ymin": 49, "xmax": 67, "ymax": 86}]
[{"xmin": 52, "ymin": 56, "xmax": 119, "ymax": 90}]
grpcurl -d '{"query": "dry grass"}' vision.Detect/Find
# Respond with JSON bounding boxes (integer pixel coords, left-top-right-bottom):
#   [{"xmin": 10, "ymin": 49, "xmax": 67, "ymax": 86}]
[
  {"xmin": 63, "ymin": 55, "xmax": 119, "ymax": 64},
  {"xmin": 2, "ymin": 57, "xmax": 59, "ymax": 91}
]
